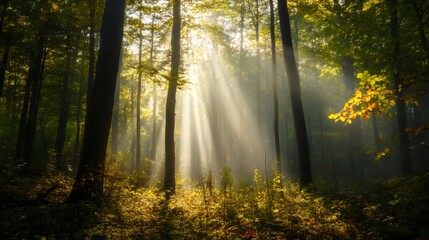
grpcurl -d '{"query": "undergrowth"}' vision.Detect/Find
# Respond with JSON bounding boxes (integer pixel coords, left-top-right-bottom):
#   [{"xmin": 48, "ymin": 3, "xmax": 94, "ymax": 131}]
[{"xmin": 0, "ymin": 164, "xmax": 428, "ymax": 239}]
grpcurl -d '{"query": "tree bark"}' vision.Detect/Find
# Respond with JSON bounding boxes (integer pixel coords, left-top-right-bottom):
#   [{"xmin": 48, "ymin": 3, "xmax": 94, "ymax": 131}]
[
  {"xmin": 269, "ymin": 0, "xmax": 281, "ymax": 174},
  {"xmin": 22, "ymin": 30, "xmax": 47, "ymax": 164},
  {"xmin": 87, "ymin": 0, "xmax": 96, "ymax": 108},
  {"xmin": 68, "ymin": 0, "xmax": 125, "ymax": 202},
  {"xmin": 278, "ymin": 0, "xmax": 312, "ymax": 186},
  {"xmin": 111, "ymin": 53, "xmax": 121, "ymax": 161},
  {"xmin": 136, "ymin": 12, "xmax": 143, "ymax": 173},
  {"xmin": 341, "ymin": 56, "xmax": 362, "ymax": 178},
  {"xmin": 411, "ymin": 0, "xmax": 429, "ymax": 59},
  {"xmin": 0, "ymin": 0, "xmax": 8, "ymax": 39},
  {"xmin": 164, "ymin": 0, "xmax": 181, "ymax": 197},
  {"xmin": 74, "ymin": 67, "xmax": 84, "ymax": 168},
  {"xmin": 390, "ymin": 0, "xmax": 412, "ymax": 175},
  {"xmin": 0, "ymin": 36, "xmax": 10, "ymax": 97},
  {"xmin": 150, "ymin": 14, "xmax": 157, "ymax": 162},
  {"xmin": 55, "ymin": 50, "xmax": 72, "ymax": 171},
  {"xmin": 372, "ymin": 114, "xmax": 381, "ymax": 152}
]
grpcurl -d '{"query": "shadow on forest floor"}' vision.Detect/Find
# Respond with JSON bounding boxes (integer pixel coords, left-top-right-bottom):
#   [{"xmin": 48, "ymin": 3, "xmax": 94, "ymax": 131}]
[{"xmin": 1, "ymin": 164, "xmax": 429, "ymax": 239}]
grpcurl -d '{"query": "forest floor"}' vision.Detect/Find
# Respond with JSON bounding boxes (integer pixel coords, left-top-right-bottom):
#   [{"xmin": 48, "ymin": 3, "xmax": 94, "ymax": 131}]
[{"xmin": 0, "ymin": 164, "xmax": 428, "ymax": 240}]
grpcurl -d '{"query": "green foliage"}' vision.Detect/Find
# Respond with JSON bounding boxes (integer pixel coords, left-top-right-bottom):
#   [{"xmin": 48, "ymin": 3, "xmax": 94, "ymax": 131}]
[
  {"xmin": 2, "ymin": 166, "xmax": 428, "ymax": 239},
  {"xmin": 329, "ymin": 71, "xmax": 397, "ymax": 124}
]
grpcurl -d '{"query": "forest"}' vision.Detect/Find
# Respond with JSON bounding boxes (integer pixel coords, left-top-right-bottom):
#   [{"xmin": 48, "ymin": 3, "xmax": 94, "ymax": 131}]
[{"xmin": 0, "ymin": 0, "xmax": 428, "ymax": 239}]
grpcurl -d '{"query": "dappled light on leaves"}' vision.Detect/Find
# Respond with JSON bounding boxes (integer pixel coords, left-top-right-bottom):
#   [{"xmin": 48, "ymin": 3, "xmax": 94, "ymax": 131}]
[{"xmin": 329, "ymin": 71, "xmax": 397, "ymax": 124}]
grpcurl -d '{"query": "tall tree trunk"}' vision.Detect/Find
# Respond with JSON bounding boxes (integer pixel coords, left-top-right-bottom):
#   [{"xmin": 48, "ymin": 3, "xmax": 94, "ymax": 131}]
[
  {"xmin": 372, "ymin": 114, "xmax": 381, "ymax": 152},
  {"xmin": 0, "ymin": 36, "xmax": 10, "ymax": 97},
  {"xmin": 111, "ymin": 53, "xmax": 122, "ymax": 161},
  {"xmin": 390, "ymin": 0, "xmax": 412, "ymax": 175},
  {"xmin": 239, "ymin": 0, "xmax": 245, "ymax": 82},
  {"xmin": 341, "ymin": 57, "xmax": 362, "ymax": 178},
  {"xmin": 129, "ymin": 78, "xmax": 135, "ymax": 171},
  {"xmin": 55, "ymin": 49, "xmax": 72, "ymax": 171},
  {"xmin": 87, "ymin": 0, "xmax": 96, "ymax": 108},
  {"xmin": 68, "ymin": 0, "xmax": 125, "ymax": 202},
  {"xmin": 16, "ymin": 55, "xmax": 34, "ymax": 160},
  {"xmin": 0, "ymin": 0, "xmax": 8, "ymax": 39},
  {"xmin": 411, "ymin": 0, "xmax": 429, "ymax": 59},
  {"xmin": 255, "ymin": 0, "xmax": 261, "ymax": 128},
  {"xmin": 22, "ymin": 30, "xmax": 47, "ymax": 164},
  {"xmin": 136, "ymin": 12, "xmax": 143, "ymax": 173},
  {"xmin": 164, "ymin": 0, "xmax": 181, "ymax": 197},
  {"xmin": 269, "ymin": 0, "xmax": 280, "ymax": 174},
  {"xmin": 278, "ymin": 0, "xmax": 312, "ymax": 187},
  {"xmin": 74, "ymin": 67, "xmax": 84, "ymax": 167},
  {"xmin": 150, "ymin": 14, "xmax": 157, "ymax": 162}
]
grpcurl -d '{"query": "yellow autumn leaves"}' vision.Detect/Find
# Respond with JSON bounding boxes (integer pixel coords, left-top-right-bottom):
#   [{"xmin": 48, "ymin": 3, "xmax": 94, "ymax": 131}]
[{"xmin": 329, "ymin": 71, "xmax": 397, "ymax": 124}]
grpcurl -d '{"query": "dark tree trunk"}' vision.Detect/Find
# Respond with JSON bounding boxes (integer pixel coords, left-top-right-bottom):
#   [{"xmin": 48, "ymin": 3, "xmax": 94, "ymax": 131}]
[
  {"xmin": 278, "ymin": 0, "xmax": 312, "ymax": 187},
  {"xmin": 87, "ymin": 0, "xmax": 96, "ymax": 108},
  {"xmin": 68, "ymin": 0, "xmax": 125, "ymax": 202},
  {"xmin": 411, "ymin": 0, "xmax": 429, "ymax": 59},
  {"xmin": 150, "ymin": 14, "xmax": 157, "ymax": 161},
  {"xmin": 0, "ymin": 0, "xmax": 8, "ymax": 39},
  {"xmin": 151, "ymin": 83, "xmax": 157, "ymax": 161},
  {"xmin": 136, "ymin": 12, "xmax": 143, "ymax": 172},
  {"xmin": 111, "ymin": 53, "xmax": 121, "ymax": 161},
  {"xmin": 164, "ymin": 0, "xmax": 181, "ymax": 197},
  {"xmin": 269, "ymin": 0, "xmax": 280, "ymax": 174},
  {"xmin": 341, "ymin": 57, "xmax": 362, "ymax": 178},
  {"xmin": 22, "ymin": 30, "xmax": 47, "ymax": 164},
  {"xmin": 255, "ymin": 0, "xmax": 261, "ymax": 128},
  {"xmin": 74, "ymin": 68, "xmax": 84, "ymax": 167},
  {"xmin": 390, "ymin": 0, "xmax": 412, "ymax": 175},
  {"xmin": 372, "ymin": 114, "xmax": 381, "ymax": 152},
  {"xmin": 239, "ymin": 0, "xmax": 245, "ymax": 82},
  {"xmin": 0, "ymin": 37, "xmax": 10, "ymax": 97},
  {"xmin": 16, "ymin": 56, "xmax": 33, "ymax": 160},
  {"xmin": 55, "ymin": 51, "xmax": 72, "ymax": 171}
]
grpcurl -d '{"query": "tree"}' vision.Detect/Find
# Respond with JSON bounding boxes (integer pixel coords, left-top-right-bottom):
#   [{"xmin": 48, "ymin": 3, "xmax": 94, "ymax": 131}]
[
  {"xmin": 269, "ymin": 0, "xmax": 280, "ymax": 174},
  {"xmin": 278, "ymin": 0, "xmax": 312, "ymax": 186},
  {"xmin": 136, "ymin": 11, "xmax": 143, "ymax": 173},
  {"xmin": 164, "ymin": 0, "xmax": 181, "ymax": 197},
  {"xmin": 21, "ymin": 28, "xmax": 47, "ymax": 164},
  {"xmin": 86, "ymin": 0, "xmax": 96, "ymax": 108},
  {"xmin": 0, "ymin": 37, "xmax": 10, "ymax": 97},
  {"xmin": 390, "ymin": 0, "xmax": 412, "ymax": 175},
  {"xmin": 55, "ymin": 42, "xmax": 73, "ymax": 171},
  {"xmin": 68, "ymin": 0, "xmax": 125, "ymax": 202}
]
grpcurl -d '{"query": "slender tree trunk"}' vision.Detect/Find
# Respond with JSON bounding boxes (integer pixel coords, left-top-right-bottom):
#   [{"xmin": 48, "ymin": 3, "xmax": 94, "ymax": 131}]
[
  {"xmin": 278, "ymin": 0, "xmax": 312, "ymax": 187},
  {"xmin": 341, "ymin": 57, "xmax": 362, "ymax": 178},
  {"xmin": 151, "ymin": 84, "xmax": 157, "ymax": 161},
  {"xmin": 0, "ymin": 0, "xmax": 8, "ymax": 39},
  {"xmin": 74, "ymin": 67, "xmax": 84, "ymax": 167},
  {"xmin": 239, "ymin": 0, "xmax": 245, "ymax": 82},
  {"xmin": 68, "ymin": 0, "xmax": 125, "ymax": 202},
  {"xmin": 16, "ymin": 55, "xmax": 33, "ymax": 160},
  {"xmin": 269, "ymin": 0, "xmax": 280, "ymax": 174},
  {"xmin": 55, "ymin": 49, "xmax": 72, "ymax": 171},
  {"xmin": 255, "ymin": 0, "xmax": 261, "ymax": 128},
  {"xmin": 164, "ymin": 0, "xmax": 181, "ymax": 197},
  {"xmin": 0, "ymin": 37, "xmax": 10, "ymax": 97},
  {"xmin": 372, "ymin": 114, "xmax": 381, "ymax": 151},
  {"xmin": 150, "ymin": 14, "xmax": 157, "ymax": 162},
  {"xmin": 411, "ymin": 0, "xmax": 429, "ymax": 59},
  {"xmin": 390, "ymin": 0, "xmax": 412, "ymax": 175},
  {"xmin": 87, "ymin": 0, "xmax": 96, "ymax": 108},
  {"xmin": 111, "ymin": 53, "xmax": 121, "ymax": 161},
  {"xmin": 136, "ymin": 12, "xmax": 143, "ymax": 173},
  {"xmin": 22, "ymin": 30, "xmax": 47, "ymax": 164}
]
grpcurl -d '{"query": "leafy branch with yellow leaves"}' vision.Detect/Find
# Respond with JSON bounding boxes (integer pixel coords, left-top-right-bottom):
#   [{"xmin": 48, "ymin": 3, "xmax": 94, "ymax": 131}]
[{"xmin": 329, "ymin": 71, "xmax": 397, "ymax": 124}]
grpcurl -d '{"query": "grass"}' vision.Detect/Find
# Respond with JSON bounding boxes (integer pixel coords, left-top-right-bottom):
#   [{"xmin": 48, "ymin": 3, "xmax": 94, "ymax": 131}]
[{"xmin": 0, "ymin": 164, "xmax": 428, "ymax": 239}]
